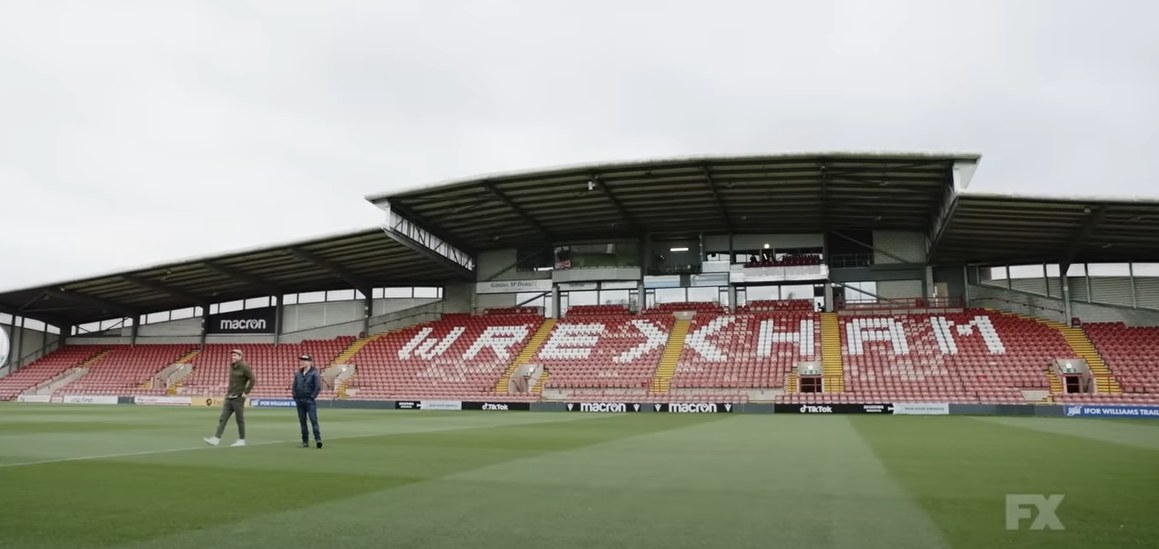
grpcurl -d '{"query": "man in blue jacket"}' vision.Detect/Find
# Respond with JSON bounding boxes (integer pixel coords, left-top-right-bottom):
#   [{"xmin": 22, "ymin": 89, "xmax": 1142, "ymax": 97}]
[{"xmin": 292, "ymin": 354, "xmax": 323, "ymax": 448}]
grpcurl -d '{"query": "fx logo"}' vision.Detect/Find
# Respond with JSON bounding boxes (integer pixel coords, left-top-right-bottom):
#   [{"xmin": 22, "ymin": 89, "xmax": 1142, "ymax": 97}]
[{"xmin": 1005, "ymin": 494, "xmax": 1065, "ymax": 530}]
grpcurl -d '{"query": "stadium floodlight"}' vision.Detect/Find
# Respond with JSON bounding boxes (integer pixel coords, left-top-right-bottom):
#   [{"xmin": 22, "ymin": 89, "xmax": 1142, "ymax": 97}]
[{"xmin": 669, "ymin": 247, "xmax": 689, "ymax": 252}]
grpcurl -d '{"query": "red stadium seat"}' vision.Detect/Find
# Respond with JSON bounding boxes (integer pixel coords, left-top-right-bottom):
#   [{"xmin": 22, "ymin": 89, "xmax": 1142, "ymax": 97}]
[{"xmin": 343, "ymin": 313, "xmax": 544, "ymax": 402}]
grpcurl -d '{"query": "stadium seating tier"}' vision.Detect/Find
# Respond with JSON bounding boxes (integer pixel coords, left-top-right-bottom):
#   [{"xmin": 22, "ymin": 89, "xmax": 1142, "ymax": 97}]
[{"xmin": 3, "ymin": 307, "xmax": 1156, "ymax": 406}]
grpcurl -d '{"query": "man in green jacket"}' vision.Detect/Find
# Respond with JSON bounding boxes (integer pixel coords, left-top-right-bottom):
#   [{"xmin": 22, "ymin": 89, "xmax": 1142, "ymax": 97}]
[{"xmin": 204, "ymin": 349, "xmax": 255, "ymax": 447}]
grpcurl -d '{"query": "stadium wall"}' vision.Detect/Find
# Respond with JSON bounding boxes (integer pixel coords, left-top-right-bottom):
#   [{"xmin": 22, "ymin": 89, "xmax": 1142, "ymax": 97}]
[
  {"xmin": 442, "ymin": 283, "xmax": 473, "ymax": 314},
  {"xmin": 876, "ymin": 280, "xmax": 924, "ymax": 300},
  {"xmin": 1069, "ymin": 276, "xmax": 1159, "ymax": 309},
  {"xmin": 704, "ymin": 234, "xmax": 824, "ymax": 251},
  {"xmin": 872, "ymin": 231, "xmax": 926, "ymax": 264},
  {"xmin": 366, "ymin": 301, "xmax": 445, "ymax": 337},
  {"xmin": 933, "ymin": 267, "xmax": 967, "ymax": 301},
  {"xmin": 69, "ymin": 298, "xmax": 442, "ymax": 345},
  {"xmin": 477, "ymin": 249, "xmax": 552, "ymax": 282},
  {"xmin": 474, "ymin": 249, "xmax": 554, "ymax": 312},
  {"xmin": 982, "ymin": 270, "xmax": 1159, "ymax": 311},
  {"xmin": 23, "ymin": 397, "xmax": 1157, "ymax": 424},
  {"xmin": 969, "ymin": 284, "xmax": 1159, "ymax": 326},
  {"xmin": 476, "ymin": 292, "xmax": 518, "ymax": 311}
]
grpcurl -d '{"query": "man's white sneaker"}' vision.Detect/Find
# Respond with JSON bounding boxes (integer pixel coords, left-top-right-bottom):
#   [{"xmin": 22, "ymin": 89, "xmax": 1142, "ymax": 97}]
[
  {"xmin": 230, "ymin": 439, "xmax": 246, "ymax": 447},
  {"xmin": 203, "ymin": 436, "xmax": 220, "ymax": 446}
]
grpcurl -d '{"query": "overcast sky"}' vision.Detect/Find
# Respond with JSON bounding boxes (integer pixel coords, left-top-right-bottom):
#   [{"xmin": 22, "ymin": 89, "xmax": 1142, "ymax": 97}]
[{"xmin": 2, "ymin": 0, "xmax": 1157, "ymax": 290}]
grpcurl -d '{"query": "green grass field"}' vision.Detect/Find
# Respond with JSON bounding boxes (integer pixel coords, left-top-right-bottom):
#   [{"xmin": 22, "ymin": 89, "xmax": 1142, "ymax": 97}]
[{"xmin": 1, "ymin": 404, "xmax": 1157, "ymax": 549}]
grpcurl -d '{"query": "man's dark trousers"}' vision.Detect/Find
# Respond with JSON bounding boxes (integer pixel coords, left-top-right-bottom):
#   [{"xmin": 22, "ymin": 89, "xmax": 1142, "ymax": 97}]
[
  {"xmin": 215, "ymin": 396, "xmax": 246, "ymax": 439},
  {"xmin": 296, "ymin": 398, "xmax": 321, "ymax": 444}
]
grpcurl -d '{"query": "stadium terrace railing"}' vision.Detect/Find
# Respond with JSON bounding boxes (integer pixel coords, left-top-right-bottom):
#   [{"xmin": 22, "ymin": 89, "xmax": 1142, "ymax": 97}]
[
  {"xmin": 969, "ymin": 296, "xmax": 1066, "ymax": 319},
  {"xmin": 10, "ymin": 341, "xmax": 63, "ymax": 372},
  {"xmin": 367, "ymin": 301, "xmax": 446, "ymax": 335},
  {"xmin": 827, "ymin": 254, "xmax": 875, "ymax": 269},
  {"xmin": 836, "ymin": 296, "xmax": 965, "ymax": 314}
]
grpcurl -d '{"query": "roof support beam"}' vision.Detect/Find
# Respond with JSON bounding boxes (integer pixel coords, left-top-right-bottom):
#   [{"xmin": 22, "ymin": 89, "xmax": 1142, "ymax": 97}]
[
  {"xmin": 381, "ymin": 229, "xmax": 476, "ymax": 280},
  {"xmin": 591, "ymin": 175, "xmax": 643, "ymax": 234},
  {"xmin": 202, "ymin": 261, "xmax": 287, "ymax": 296},
  {"xmin": 831, "ymin": 231, "xmax": 911, "ymax": 264},
  {"xmin": 44, "ymin": 289, "xmax": 138, "ymax": 318},
  {"xmin": 819, "ymin": 162, "xmax": 830, "ymax": 232},
  {"xmin": 1060, "ymin": 206, "xmax": 1106, "ymax": 268},
  {"xmin": 825, "ymin": 161, "xmax": 945, "ymax": 177},
  {"xmin": 481, "ymin": 244, "xmax": 552, "ymax": 282},
  {"xmin": 15, "ymin": 290, "xmax": 50, "ymax": 313},
  {"xmin": 121, "ymin": 275, "xmax": 209, "ymax": 309},
  {"xmin": 383, "ymin": 212, "xmax": 476, "ymax": 274},
  {"xmin": 925, "ymin": 189, "xmax": 960, "ymax": 264},
  {"xmin": 288, "ymin": 248, "xmax": 374, "ymax": 297},
  {"xmin": 831, "ymin": 280, "xmax": 891, "ymax": 304},
  {"xmin": 0, "ymin": 300, "xmax": 63, "ymax": 328},
  {"xmin": 703, "ymin": 165, "xmax": 733, "ymax": 233},
  {"xmin": 483, "ymin": 182, "xmax": 553, "ymax": 239},
  {"xmin": 383, "ymin": 201, "xmax": 474, "ymax": 252}
]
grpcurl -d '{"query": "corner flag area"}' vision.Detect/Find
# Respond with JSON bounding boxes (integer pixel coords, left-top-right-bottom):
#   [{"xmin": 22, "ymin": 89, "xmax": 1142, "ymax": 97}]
[{"xmin": 1, "ymin": 403, "xmax": 1156, "ymax": 549}]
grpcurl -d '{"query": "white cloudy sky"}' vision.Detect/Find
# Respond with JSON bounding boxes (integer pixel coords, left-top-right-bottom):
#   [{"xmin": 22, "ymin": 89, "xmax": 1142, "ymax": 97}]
[{"xmin": 2, "ymin": 0, "xmax": 1157, "ymax": 290}]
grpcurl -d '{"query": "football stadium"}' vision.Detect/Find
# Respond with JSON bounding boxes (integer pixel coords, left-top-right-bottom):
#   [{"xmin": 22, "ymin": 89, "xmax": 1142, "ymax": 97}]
[{"xmin": 2, "ymin": 152, "xmax": 1158, "ymax": 548}]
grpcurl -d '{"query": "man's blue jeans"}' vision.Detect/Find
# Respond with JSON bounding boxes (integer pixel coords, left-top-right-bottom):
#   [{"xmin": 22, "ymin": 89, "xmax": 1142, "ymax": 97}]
[{"xmin": 296, "ymin": 398, "xmax": 322, "ymax": 443}]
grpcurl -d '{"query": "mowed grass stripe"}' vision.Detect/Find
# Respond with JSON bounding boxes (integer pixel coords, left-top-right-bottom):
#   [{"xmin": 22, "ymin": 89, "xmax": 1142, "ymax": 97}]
[
  {"xmin": 0, "ymin": 407, "xmax": 598, "ymax": 466},
  {"xmin": 106, "ymin": 414, "xmax": 738, "ymax": 549},
  {"xmin": 443, "ymin": 415, "xmax": 950, "ymax": 549},
  {"xmin": 117, "ymin": 415, "xmax": 949, "ymax": 549},
  {"xmin": 970, "ymin": 416, "xmax": 1159, "ymax": 452},
  {"xmin": 851, "ymin": 416, "xmax": 1159, "ymax": 549},
  {"xmin": 0, "ymin": 410, "xmax": 703, "ymax": 549}
]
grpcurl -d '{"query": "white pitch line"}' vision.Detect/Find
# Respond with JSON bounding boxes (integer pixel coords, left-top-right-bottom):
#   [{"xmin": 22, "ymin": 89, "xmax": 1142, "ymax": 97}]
[
  {"xmin": 0, "ymin": 439, "xmax": 289, "ymax": 469},
  {"xmin": 0, "ymin": 429, "xmax": 419, "ymax": 469},
  {"xmin": 0, "ymin": 413, "xmax": 586, "ymax": 469}
]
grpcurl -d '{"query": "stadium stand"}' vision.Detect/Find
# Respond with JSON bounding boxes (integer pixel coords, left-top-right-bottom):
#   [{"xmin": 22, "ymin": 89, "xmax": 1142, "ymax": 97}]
[
  {"xmin": 0, "ymin": 345, "xmax": 109, "ymax": 400},
  {"xmin": 344, "ymin": 312, "xmax": 544, "ymax": 401},
  {"xmin": 3, "ymin": 153, "xmax": 1159, "ymax": 410},
  {"xmin": 1, "ymin": 308, "xmax": 1155, "ymax": 406},
  {"xmin": 777, "ymin": 309, "xmax": 1078, "ymax": 404},
  {"xmin": 1, "ymin": 299, "xmax": 1156, "ymax": 407},
  {"xmin": 669, "ymin": 305, "xmax": 820, "ymax": 401},
  {"xmin": 180, "ymin": 338, "xmax": 353, "ymax": 398},
  {"xmin": 1068, "ymin": 323, "xmax": 1159, "ymax": 404},
  {"xmin": 536, "ymin": 306, "xmax": 674, "ymax": 401},
  {"xmin": 56, "ymin": 344, "xmax": 192, "ymax": 395}
]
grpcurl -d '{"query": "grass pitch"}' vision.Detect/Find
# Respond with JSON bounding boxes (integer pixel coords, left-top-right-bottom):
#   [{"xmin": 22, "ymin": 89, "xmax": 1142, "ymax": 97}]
[{"xmin": 1, "ymin": 404, "xmax": 1157, "ymax": 549}]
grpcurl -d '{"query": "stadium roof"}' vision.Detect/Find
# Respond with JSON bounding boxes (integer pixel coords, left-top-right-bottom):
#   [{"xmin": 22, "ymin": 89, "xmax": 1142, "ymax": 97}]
[
  {"xmin": 0, "ymin": 228, "xmax": 474, "ymax": 327},
  {"xmin": 369, "ymin": 152, "xmax": 980, "ymax": 252},
  {"xmin": 8, "ymin": 152, "xmax": 1159, "ymax": 328},
  {"xmin": 929, "ymin": 192, "xmax": 1159, "ymax": 266},
  {"xmin": 372, "ymin": 152, "xmax": 1159, "ymax": 267}
]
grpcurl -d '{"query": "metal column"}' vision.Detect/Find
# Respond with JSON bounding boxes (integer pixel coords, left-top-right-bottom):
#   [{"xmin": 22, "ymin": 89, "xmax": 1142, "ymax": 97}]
[
  {"xmin": 273, "ymin": 295, "xmax": 284, "ymax": 345},
  {"xmin": 963, "ymin": 265, "xmax": 971, "ymax": 307},
  {"xmin": 1060, "ymin": 265, "xmax": 1073, "ymax": 324},
  {"xmin": 551, "ymin": 285, "xmax": 561, "ymax": 318},
  {"xmin": 12, "ymin": 317, "xmax": 23, "ymax": 371},
  {"xmin": 199, "ymin": 308, "xmax": 209, "ymax": 348},
  {"xmin": 1129, "ymin": 263, "xmax": 1138, "ymax": 308},
  {"xmin": 363, "ymin": 292, "xmax": 373, "ymax": 336}
]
